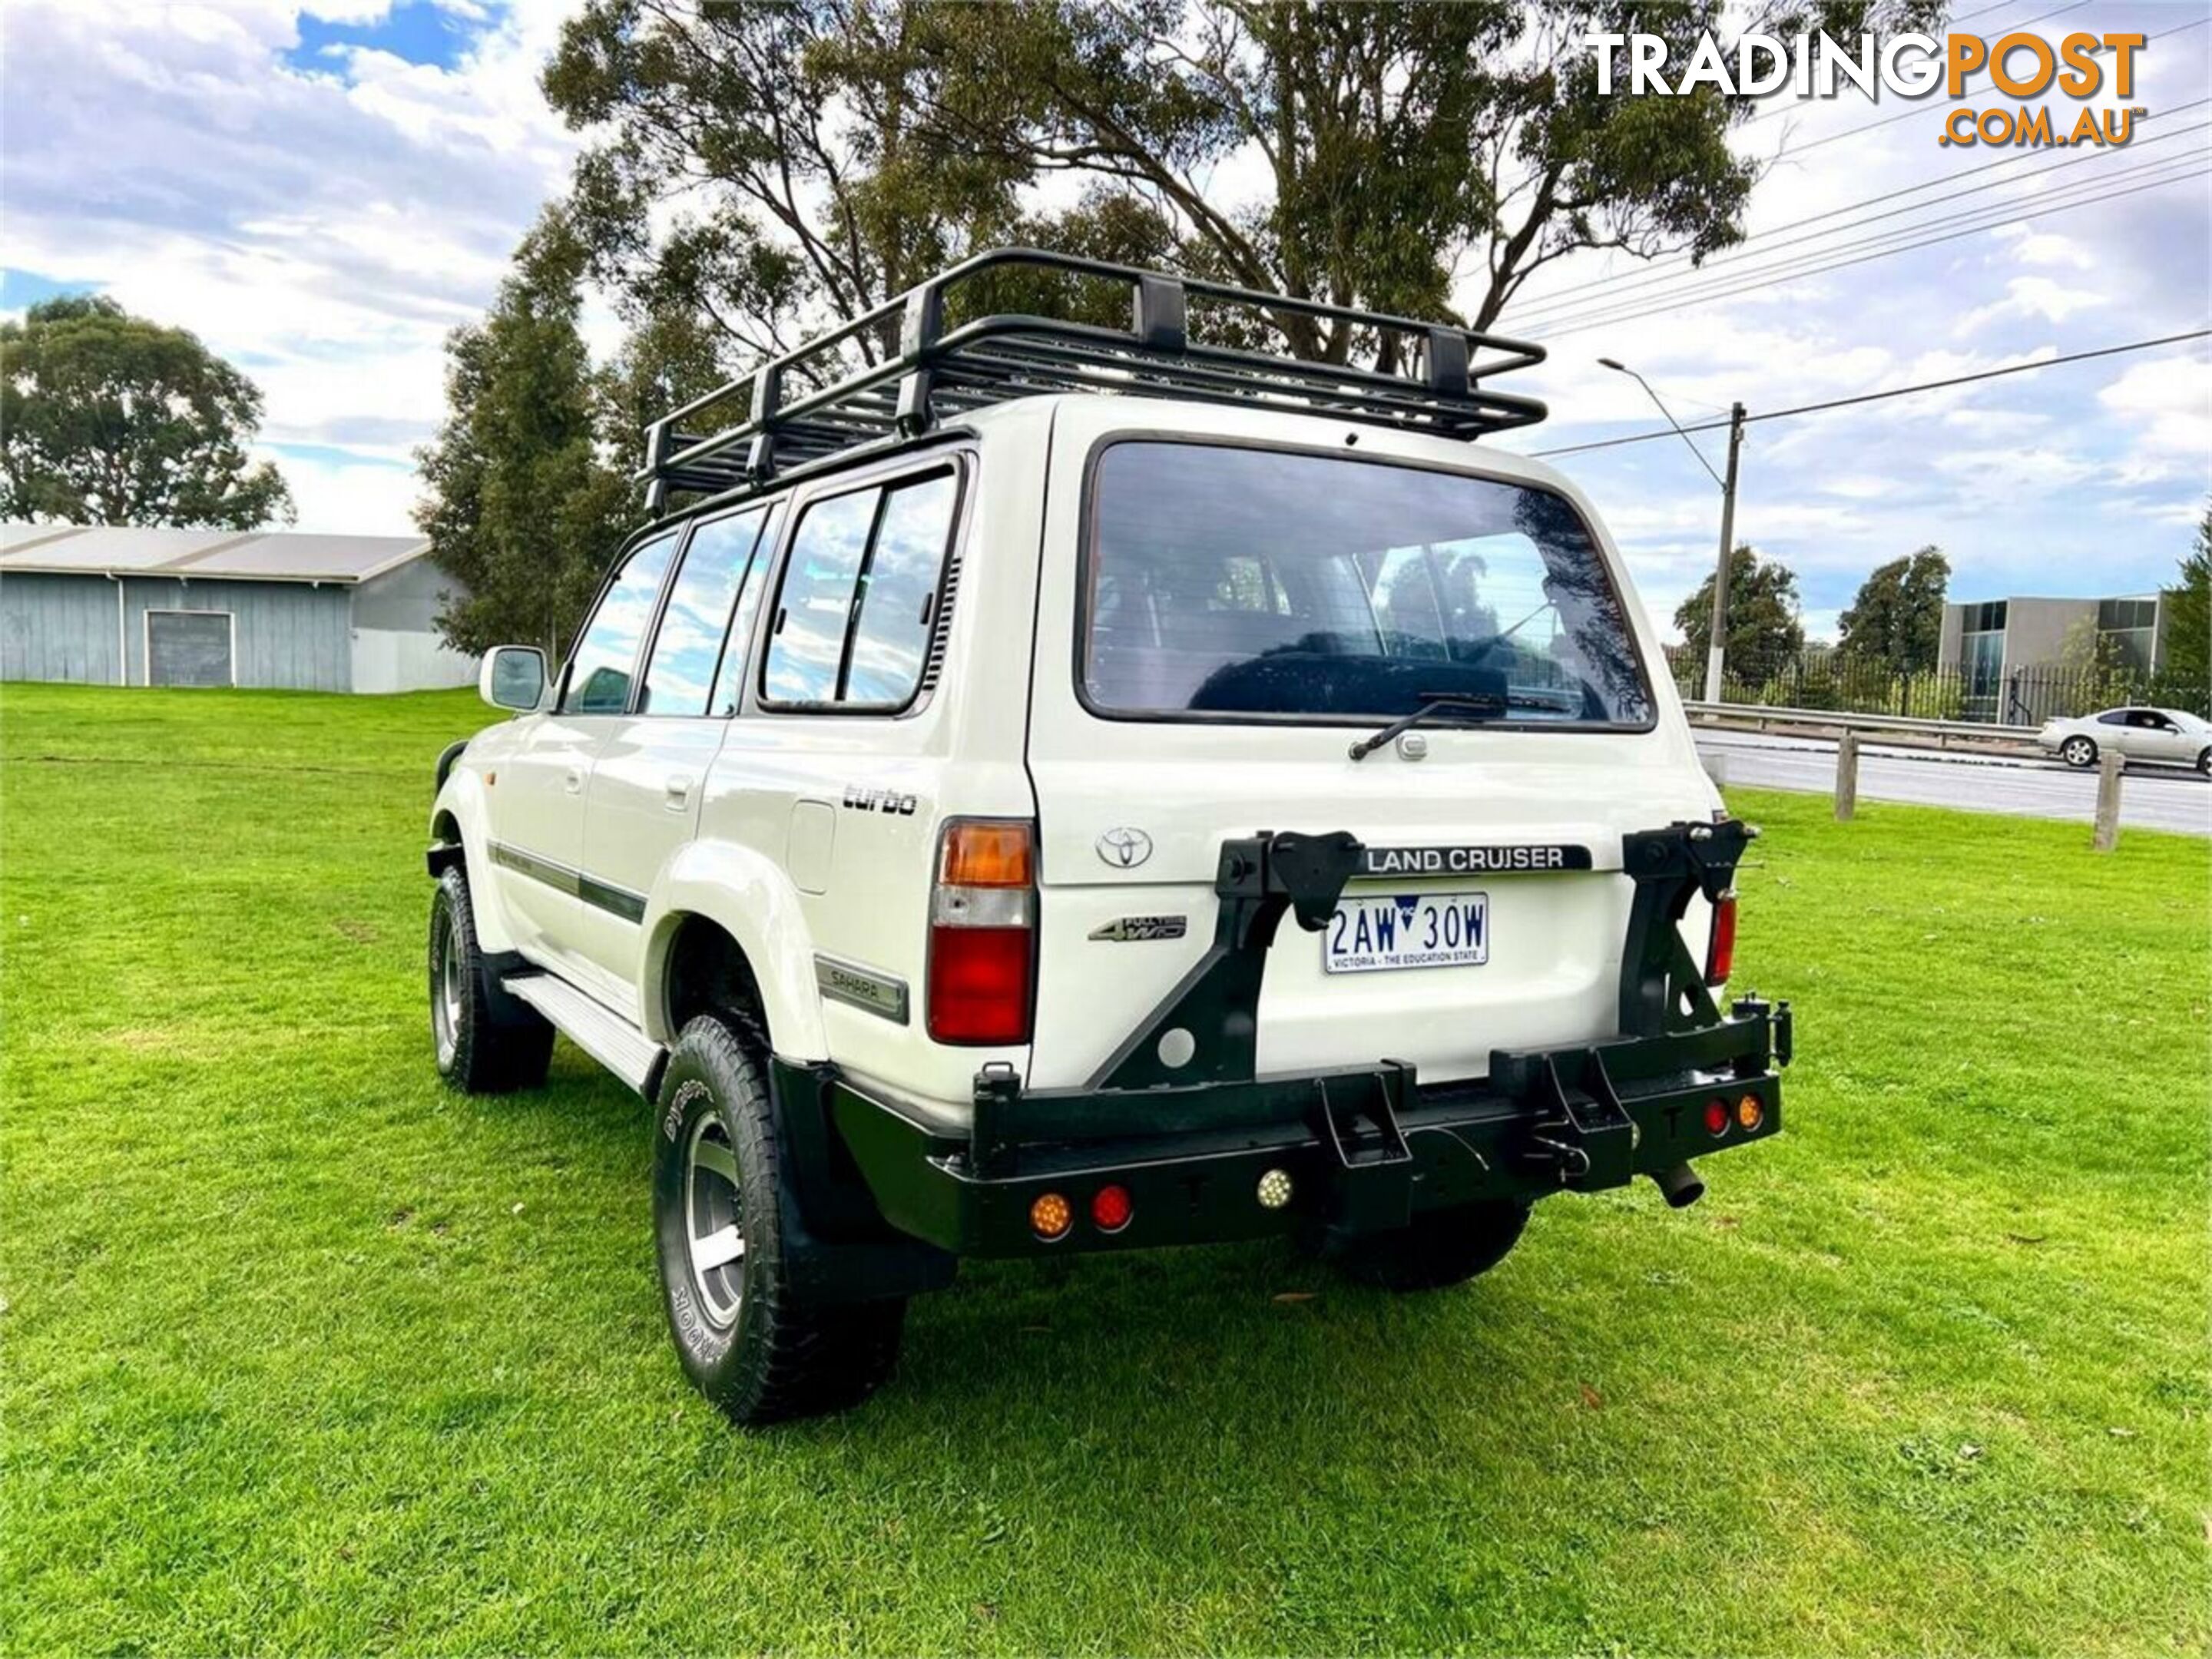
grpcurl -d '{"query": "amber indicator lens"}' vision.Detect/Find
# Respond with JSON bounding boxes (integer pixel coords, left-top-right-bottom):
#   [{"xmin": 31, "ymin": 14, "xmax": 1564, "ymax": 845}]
[
  {"xmin": 1029, "ymin": 1192, "xmax": 1072, "ymax": 1241},
  {"xmin": 1736, "ymin": 1093, "xmax": 1764, "ymax": 1131},
  {"xmin": 939, "ymin": 821, "xmax": 1035, "ymax": 888}
]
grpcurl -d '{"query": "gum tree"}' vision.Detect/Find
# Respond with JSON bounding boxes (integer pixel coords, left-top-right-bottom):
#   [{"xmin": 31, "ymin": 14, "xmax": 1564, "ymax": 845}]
[{"xmin": 0, "ymin": 295, "xmax": 292, "ymax": 529}]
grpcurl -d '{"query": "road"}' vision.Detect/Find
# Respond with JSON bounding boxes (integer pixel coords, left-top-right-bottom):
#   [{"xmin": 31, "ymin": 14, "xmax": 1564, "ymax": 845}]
[{"xmin": 1695, "ymin": 729, "xmax": 2212, "ymax": 838}]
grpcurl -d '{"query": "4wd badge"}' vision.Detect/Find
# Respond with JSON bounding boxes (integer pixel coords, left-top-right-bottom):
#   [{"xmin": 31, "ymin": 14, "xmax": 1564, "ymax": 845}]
[{"xmin": 1094, "ymin": 826, "xmax": 1154, "ymax": 869}]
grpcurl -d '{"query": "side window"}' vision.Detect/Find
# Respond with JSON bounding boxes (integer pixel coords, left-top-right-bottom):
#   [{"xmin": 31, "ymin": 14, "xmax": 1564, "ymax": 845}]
[
  {"xmin": 638, "ymin": 507, "xmax": 767, "ymax": 717},
  {"xmin": 561, "ymin": 531, "xmax": 679, "ymax": 715},
  {"xmin": 763, "ymin": 488, "xmax": 879, "ymax": 705},
  {"xmin": 762, "ymin": 467, "xmax": 959, "ymax": 710},
  {"xmin": 2098, "ymin": 710, "xmax": 2130, "ymax": 726},
  {"xmin": 709, "ymin": 501, "xmax": 784, "ymax": 717}
]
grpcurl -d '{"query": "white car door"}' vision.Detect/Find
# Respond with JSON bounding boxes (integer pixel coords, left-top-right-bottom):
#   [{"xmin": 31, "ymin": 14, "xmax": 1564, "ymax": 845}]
[
  {"xmin": 487, "ymin": 528, "xmax": 681, "ymax": 977},
  {"xmin": 571, "ymin": 503, "xmax": 781, "ymax": 1009}
]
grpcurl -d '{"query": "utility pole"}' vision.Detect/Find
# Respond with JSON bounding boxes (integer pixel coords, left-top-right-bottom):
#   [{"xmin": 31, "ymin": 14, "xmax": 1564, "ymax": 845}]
[
  {"xmin": 1598, "ymin": 362, "xmax": 1747, "ymax": 705},
  {"xmin": 1705, "ymin": 402, "xmax": 1747, "ymax": 704}
]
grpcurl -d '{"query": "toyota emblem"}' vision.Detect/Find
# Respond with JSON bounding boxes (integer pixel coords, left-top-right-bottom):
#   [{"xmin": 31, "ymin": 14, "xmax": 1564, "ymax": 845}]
[{"xmin": 1095, "ymin": 826, "xmax": 1154, "ymax": 869}]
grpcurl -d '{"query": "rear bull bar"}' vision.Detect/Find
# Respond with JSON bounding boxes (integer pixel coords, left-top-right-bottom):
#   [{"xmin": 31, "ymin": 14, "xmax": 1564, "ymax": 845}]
[{"xmin": 777, "ymin": 818, "xmax": 1791, "ymax": 1263}]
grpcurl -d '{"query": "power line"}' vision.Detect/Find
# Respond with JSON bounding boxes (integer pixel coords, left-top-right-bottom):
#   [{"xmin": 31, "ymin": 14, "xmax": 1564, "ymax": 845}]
[
  {"xmin": 1513, "ymin": 98, "xmax": 2208, "ymax": 316},
  {"xmin": 1530, "ymin": 162, "xmax": 2212, "ymax": 338},
  {"xmin": 1517, "ymin": 144, "xmax": 2210, "ymax": 334},
  {"xmin": 1526, "ymin": 329, "xmax": 2212, "ymax": 459},
  {"xmin": 1535, "ymin": 160, "xmax": 2209, "ymax": 336},
  {"xmin": 1537, "ymin": 164, "xmax": 2207, "ymax": 337}
]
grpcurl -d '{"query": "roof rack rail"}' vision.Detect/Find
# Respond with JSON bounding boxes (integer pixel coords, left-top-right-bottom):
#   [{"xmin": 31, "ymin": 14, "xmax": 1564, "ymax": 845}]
[{"xmin": 638, "ymin": 247, "xmax": 1547, "ymax": 511}]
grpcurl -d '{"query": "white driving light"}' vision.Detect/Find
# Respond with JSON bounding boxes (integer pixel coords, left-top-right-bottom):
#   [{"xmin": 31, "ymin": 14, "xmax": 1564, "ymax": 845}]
[{"xmin": 1256, "ymin": 1168, "xmax": 1293, "ymax": 1210}]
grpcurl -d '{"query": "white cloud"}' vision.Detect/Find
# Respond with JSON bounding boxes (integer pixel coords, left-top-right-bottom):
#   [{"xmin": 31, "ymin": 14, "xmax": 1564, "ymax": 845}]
[
  {"xmin": 1955, "ymin": 276, "xmax": 2109, "ymax": 334},
  {"xmin": 1992, "ymin": 227, "xmax": 2096, "ymax": 271},
  {"xmin": 255, "ymin": 446, "xmax": 422, "ymax": 535},
  {"xmin": 2098, "ymin": 355, "xmax": 2212, "ymax": 461},
  {"xmin": 1818, "ymin": 475, "xmax": 1892, "ymax": 500}
]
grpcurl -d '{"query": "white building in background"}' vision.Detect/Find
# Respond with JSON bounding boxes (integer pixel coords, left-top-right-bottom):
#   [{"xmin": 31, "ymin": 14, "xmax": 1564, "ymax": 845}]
[{"xmin": 0, "ymin": 522, "xmax": 476, "ymax": 693}]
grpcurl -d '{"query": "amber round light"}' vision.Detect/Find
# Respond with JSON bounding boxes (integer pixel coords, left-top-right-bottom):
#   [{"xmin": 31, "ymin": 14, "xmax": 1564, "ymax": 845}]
[
  {"xmin": 1029, "ymin": 1192, "xmax": 1072, "ymax": 1241},
  {"xmin": 1737, "ymin": 1094, "xmax": 1764, "ymax": 1131},
  {"xmin": 1704, "ymin": 1099, "xmax": 1730, "ymax": 1137},
  {"xmin": 1091, "ymin": 1184, "xmax": 1133, "ymax": 1233}
]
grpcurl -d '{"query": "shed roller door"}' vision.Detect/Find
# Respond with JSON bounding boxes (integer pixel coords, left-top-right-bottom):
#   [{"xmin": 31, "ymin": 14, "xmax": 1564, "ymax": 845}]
[{"xmin": 147, "ymin": 611, "xmax": 233, "ymax": 687}]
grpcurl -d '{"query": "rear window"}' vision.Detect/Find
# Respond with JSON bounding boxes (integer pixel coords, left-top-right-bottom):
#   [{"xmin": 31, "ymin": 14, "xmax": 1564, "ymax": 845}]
[{"xmin": 1082, "ymin": 442, "xmax": 1653, "ymax": 727}]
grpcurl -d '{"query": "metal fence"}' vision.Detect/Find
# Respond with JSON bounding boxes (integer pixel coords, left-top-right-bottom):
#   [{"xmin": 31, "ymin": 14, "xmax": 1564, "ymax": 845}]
[{"xmin": 1661, "ymin": 647, "xmax": 2210, "ymax": 726}]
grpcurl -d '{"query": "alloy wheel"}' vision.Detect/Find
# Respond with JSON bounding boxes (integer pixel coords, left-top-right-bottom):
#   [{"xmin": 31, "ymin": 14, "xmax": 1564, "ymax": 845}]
[
  {"xmin": 432, "ymin": 907, "xmax": 462, "ymax": 1065},
  {"xmin": 684, "ymin": 1114, "xmax": 747, "ymax": 1329}
]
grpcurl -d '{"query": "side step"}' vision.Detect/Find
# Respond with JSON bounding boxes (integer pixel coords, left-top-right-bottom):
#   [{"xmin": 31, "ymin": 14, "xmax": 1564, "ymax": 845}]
[{"xmin": 503, "ymin": 972, "xmax": 666, "ymax": 1097}]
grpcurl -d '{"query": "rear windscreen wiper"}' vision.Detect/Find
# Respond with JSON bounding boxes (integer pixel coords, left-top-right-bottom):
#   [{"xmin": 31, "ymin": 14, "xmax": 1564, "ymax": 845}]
[{"xmin": 1347, "ymin": 690, "xmax": 1507, "ymax": 763}]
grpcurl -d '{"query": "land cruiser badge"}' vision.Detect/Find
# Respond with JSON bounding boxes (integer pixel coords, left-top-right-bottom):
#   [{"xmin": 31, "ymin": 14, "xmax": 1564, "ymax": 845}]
[{"xmin": 1095, "ymin": 826, "xmax": 1153, "ymax": 869}]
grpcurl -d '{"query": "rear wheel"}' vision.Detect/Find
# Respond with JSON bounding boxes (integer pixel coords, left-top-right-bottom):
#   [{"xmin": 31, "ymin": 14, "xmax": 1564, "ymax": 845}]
[
  {"xmin": 652, "ymin": 1015, "xmax": 904, "ymax": 1425},
  {"xmin": 2059, "ymin": 734, "xmax": 2098, "ymax": 769},
  {"xmin": 429, "ymin": 866, "xmax": 552, "ymax": 1092},
  {"xmin": 1327, "ymin": 1200, "xmax": 1530, "ymax": 1292}
]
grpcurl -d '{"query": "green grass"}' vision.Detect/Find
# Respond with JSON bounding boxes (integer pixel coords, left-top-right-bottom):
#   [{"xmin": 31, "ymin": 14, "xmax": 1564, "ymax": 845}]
[{"xmin": 3, "ymin": 680, "xmax": 2206, "ymax": 1656}]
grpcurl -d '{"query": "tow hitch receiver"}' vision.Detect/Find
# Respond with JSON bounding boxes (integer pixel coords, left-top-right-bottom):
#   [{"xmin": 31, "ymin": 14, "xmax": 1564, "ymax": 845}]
[{"xmin": 1519, "ymin": 1050, "xmax": 1637, "ymax": 1189}]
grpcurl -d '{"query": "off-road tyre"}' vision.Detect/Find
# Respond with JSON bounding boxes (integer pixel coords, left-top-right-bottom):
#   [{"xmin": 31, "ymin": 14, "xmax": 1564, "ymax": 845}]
[
  {"xmin": 429, "ymin": 866, "xmax": 553, "ymax": 1093},
  {"xmin": 653, "ymin": 1015, "xmax": 904, "ymax": 1425},
  {"xmin": 2059, "ymin": 734, "xmax": 2098, "ymax": 770},
  {"xmin": 1328, "ymin": 1200, "xmax": 1531, "ymax": 1292}
]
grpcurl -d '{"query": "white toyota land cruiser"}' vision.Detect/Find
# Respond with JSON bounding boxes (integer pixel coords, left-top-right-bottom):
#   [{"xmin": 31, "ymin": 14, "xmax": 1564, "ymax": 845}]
[{"xmin": 426, "ymin": 250, "xmax": 1790, "ymax": 1425}]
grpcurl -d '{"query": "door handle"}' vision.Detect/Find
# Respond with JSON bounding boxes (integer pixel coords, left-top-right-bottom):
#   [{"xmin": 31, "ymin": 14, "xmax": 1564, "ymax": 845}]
[
  {"xmin": 664, "ymin": 773, "xmax": 694, "ymax": 811},
  {"xmin": 564, "ymin": 767, "xmax": 584, "ymax": 793}
]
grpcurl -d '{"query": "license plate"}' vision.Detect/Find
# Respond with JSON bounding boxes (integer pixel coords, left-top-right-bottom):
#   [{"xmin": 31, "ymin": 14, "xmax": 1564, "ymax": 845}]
[{"xmin": 1323, "ymin": 890, "xmax": 1489, "ymax": 975}]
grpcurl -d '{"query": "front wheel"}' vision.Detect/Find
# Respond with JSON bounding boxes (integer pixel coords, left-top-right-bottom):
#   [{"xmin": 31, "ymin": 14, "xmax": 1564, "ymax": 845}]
[
  {"xmin": 1326, "ymin": 1200, "xmax": 1530, "ymax": 1292},
  {"xmin": 2059, "ymin": 734, "xmax": 2098, "ymax": 769},
  {"xmin": 2197, "ymin": 747, "xmax": 2210, "ymax": 777},
  {"xmin": 429, "ymin": 866, "xmax": 552, "ymax": 1093},
  {"xmin": 653, "ymin": 1015, "xmax": 904, "ymax": 1425}
]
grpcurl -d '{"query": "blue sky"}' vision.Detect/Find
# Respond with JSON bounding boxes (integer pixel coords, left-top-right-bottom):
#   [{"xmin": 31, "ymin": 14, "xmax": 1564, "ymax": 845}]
[
  {"xmin": 2, "ymin": 0, "xmax": 2206, "ymax": 640},
  {"xmin": 286, "ymin": 0, "xmax": 495, "ymax": 72}
]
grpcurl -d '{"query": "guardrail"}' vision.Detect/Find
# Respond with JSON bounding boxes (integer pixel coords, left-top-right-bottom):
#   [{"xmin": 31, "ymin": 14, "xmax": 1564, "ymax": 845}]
[{"xmin": 1682, "ymin": 700, "xmax": 2046, "ymax": 757}]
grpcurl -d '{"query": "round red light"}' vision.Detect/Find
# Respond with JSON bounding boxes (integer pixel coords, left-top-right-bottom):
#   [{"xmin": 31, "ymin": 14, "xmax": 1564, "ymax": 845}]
[
  {"xmin": 1704, "ymin": 1099, "xmax": 1730, "ymax": 1137},
  {"xmin": 1091, "ymin": 1184, "xmax": 1133, "ymax": 1233}
]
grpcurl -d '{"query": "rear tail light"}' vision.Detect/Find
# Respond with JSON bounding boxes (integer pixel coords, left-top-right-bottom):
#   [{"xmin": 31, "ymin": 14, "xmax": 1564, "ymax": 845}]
[
  {"xmin": 1704, "ymin": 891, "xmax": 1738, "ymax": 985},
  {"xmin": 1704, "ymin": 1099, "xmax": 1730, "ymax": 1137},
  {"xmin": 1091, "ymin": 1184, "xmax": 1133, "ymax": 1233},
  {"xmin": 926, "ymin": 819, "xmax": 1035, "ymax": 1045}
]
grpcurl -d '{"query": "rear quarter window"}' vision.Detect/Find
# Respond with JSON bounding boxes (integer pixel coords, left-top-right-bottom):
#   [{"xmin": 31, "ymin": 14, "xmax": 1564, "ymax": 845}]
[{"xmin": 761, "ymin": 467, "xmax": 959, "ymax": 711}]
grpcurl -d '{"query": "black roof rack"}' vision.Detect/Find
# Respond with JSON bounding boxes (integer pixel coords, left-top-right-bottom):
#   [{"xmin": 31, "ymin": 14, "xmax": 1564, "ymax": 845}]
[{"xmin": 639, "ymin": 247, "xmax": 1547, "ymax": 511}]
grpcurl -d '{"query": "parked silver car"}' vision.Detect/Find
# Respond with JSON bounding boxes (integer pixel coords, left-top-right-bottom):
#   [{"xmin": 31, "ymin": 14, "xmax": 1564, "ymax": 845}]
[{"xmin": 2038, "ymin": 707, "xmax": 2211, "ymax": 772}]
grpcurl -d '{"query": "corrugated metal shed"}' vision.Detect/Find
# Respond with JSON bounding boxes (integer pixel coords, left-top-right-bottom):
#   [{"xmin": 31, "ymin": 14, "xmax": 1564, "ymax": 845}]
[
  {"xmin": 0, "ymin": 523, "xmax": 426, "ymax": 582},
  {"xmin": 0, "ymin": 523, "xmax": 475, "ymax": 693}
]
